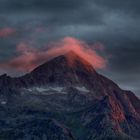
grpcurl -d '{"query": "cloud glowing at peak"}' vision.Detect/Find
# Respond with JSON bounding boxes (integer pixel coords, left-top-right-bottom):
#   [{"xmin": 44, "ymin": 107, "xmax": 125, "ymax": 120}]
[
  {"xmin": 46, "ymin": 37, "xmax": 107, "ymax": 69},
  {"xmin": 0, "ymin": 37, "xmax": 107, "ymax": 74}
]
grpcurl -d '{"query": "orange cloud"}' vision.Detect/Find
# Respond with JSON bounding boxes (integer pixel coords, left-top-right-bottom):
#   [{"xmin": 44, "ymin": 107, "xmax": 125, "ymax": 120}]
[
  {"xmin": 0, "ymin": 37, "xmax": 107, "ymax": 73},
  {"xmin": 45, "ymin": 37, "xmax": 107, "ymax": 69},
  {"xmin": 0, "ymin": 27, "xmax": 16, "ymax": 38}
]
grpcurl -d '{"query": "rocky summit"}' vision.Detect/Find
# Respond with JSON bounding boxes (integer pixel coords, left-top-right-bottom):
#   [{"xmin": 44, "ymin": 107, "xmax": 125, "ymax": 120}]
[{"xmin": 0, "ymin": 51, "xmax": 140, "ymax": 140}]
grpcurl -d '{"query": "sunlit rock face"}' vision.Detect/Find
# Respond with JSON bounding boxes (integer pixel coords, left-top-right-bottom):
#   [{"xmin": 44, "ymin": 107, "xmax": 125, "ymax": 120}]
[{"xmin": 0, "ymin": 51, "xmax": 140, "ymax": 140}]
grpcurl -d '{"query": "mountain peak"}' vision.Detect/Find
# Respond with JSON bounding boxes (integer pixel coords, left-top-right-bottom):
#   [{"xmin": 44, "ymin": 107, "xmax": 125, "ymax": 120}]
[
  {"xmin": 56, "ymin": 50, "xmax": 94, "ymax": 71},
  {"xmin": 20, "ymin": 50, "xmax": 97, "ymax": 87},
  {"xmin": 31, "ymin": 50, "xmax": 95, "ymax": 74},
  {"xmin": 63, "ymin": 50, "xmax": 84, "ymax": 60},
  {"xmin": 63, "ymin": 50, "xmax": 78, "ymax": 57}
]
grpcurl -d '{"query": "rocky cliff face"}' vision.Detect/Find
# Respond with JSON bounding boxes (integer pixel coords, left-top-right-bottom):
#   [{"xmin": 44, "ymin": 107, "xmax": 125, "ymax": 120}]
[{"xmin": 0, "ymin": 51, "xmax": 140, "ymax": 140}]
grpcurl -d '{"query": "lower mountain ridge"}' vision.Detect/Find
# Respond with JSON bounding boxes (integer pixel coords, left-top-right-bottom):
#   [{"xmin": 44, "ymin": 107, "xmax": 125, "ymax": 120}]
[{"xmin": 0, "ymin": 51, "xmax": 140, "ymax": 140}]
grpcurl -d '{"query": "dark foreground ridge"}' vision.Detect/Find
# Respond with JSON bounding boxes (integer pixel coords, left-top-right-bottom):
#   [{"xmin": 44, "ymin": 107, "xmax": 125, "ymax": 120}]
[{"xmin": 0, "ymin": 51, "xmax": 140, "ymax": 140}]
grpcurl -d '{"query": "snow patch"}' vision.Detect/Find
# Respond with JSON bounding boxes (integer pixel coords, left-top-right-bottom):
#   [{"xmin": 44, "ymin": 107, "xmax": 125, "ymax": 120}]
[
  {"xmin": 22, "ymin": 86, "xmax": 66, "ymax": 95},
  {"xmin": 1, "ymin": 101, "xmax": 7, "ymax": 105},
  {"xmin": 76, "ymin": 86, "xmax": 89, "ymax": 92},
  {"xmin": 30, "ymin": 87, "xmax": 64, "ymax": 92},
  {"xmin": 21, "ymin": 86, "xmax": 89, "ymax": 96}
]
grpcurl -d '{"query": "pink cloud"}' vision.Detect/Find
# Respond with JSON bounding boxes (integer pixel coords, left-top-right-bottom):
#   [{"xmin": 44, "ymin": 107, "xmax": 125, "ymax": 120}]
[
  {"xmin": 0, "ymin": 37, "xmax": 107, "ymax": 73},
  {"xmin": 45, "ymin": 37, "xmax": 107, "ymax": 69},
  {"xmin": 0, "ymin": 27, "xmax": 17, "ymax": 38}
]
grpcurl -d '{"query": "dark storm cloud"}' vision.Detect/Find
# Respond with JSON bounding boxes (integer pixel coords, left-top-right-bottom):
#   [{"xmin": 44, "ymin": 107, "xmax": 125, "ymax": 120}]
[
  {"xmin": 1, "ymin": 0, "xmax": 140, "ymax": 16},
  {"xmin": 94, "ymin": 0, "xmax": 140, "ymax": 16},
  {"xmin": 109, "ymin": 41, "xmax": 140, "ymax": 72},
  {"xmin": 0, "ymin": 0, "xmax": 140, "ymax": 97},
  {"xmin": 0, "ymin": 0, "xmax": 82, "ymax": 13},
  {"xmin": 0, "ymin": 0, "xmax": 105, "ymax": 26}
]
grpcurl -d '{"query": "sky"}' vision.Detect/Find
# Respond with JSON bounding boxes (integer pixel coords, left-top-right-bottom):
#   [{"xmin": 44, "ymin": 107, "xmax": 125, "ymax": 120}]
[{"xmin": 0, "ymin": 0, "xmax": 140, "ymax": 97}]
